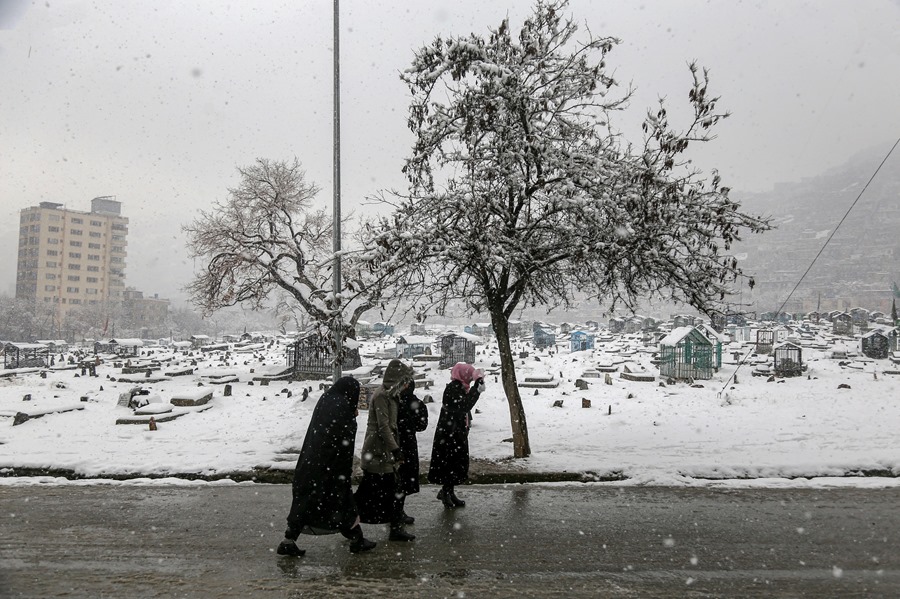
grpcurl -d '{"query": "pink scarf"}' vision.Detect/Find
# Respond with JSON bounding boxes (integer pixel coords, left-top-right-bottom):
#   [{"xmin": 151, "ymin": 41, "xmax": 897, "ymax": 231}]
[{"xmin": 451, "ymin": 362, "xmax": 482, "ymax": 391}]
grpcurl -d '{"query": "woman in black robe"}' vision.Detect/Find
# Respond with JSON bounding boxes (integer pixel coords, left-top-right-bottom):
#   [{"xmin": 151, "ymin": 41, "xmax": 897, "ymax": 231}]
[
  {"xmin": 277, "ymin": 376, "xmax": 376, "ymax": 556},
  {"xmin": 395, "ymin": 380, "xmax": 428, "ymax": 523},
  {"xmin": 427, "ymin": 363, "xmax": 484, "ymax": 508}
]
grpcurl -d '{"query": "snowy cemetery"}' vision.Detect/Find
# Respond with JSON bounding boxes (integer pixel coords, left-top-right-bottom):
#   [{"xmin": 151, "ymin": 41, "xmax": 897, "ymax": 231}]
[{"xmin": 1, "ymin": 312, "xmax": 900, "ymax": 488}]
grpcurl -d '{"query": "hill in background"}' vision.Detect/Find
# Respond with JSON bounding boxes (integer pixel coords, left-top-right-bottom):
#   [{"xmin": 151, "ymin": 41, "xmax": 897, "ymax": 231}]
[{"xmin": 732, "ymin": 143, "xmax": 900, "ymax": 315}]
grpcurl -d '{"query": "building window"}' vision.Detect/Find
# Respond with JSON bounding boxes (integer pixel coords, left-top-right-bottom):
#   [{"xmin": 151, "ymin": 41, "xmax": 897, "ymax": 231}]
[
  {"xmin": 68, "ymin": 252, "xmax": 81, "ymax": 259},
  {"xmin": 88, "ymin": 254, "xmax": 100, "ymax": 261},
  {"xmin": 48, "ymin": 238, "xmax": 59, "ymax": 245},
  {"xmin": 66, "ymin": 287, "xmax": 79, "ymax": 293},
  {"xmin": 48, "ymin": 225, "xmax": 60, "ymax": 232},
  {"xmin": 70, "ymin": 229, "xmax": 83, "ymax": 235},
  {"xmin": 68, "ymin": 263, "xmax": 81, "ymax": 270},
  {"xmin": 46, "ymin": 273, "xmax": 57, "ymax": 280},
  {"xmin": 44, "ymin": 285, "xmax": 56, "ymax": 291},
  {"xmin": 29, "ymin": 236, "xmax": 40, "ymax": 245},
  {"xmin": 86, "ymin": 276, "xmax": 98, "ymax": 283},
  {"xmin": 70, "ymin": 299, "xmax": 81, "ymax": 304},
  {"xmin": 86, "ymin": 288, "xmax": 98, "ymax": 295},
  {"xmin": 89, "ymin": 231, "xmax": 102, "ymax": 238},
  {"xmin": 112, "ymin": 235, "xmax": 125, "ymax": 242},
  {"xmin": 111, "ymin": 257, "xmax": 123, "ymax": 263},
  {"xmin": 70, "ymin": 240, "xmax": 83, "ymax": 247},
  {"xmin": 71, "ymin": 217, "xmax": 83, "ymax": 224},
  {"xmin": 87, "ymin": 266, "xmax": 100, "ymax": 272},
  {"xmin": 88, "ymin": 243, "xmax": 101, "ymax": 249},
  {"xmin": 48, "ymin": 214, "xmax": 60, "ymax": 222},
  {"xmin": 67, "ymin": 275, "xmax": 80, "ymax": 281},
  {"xmin": 111, "ymin": 246, "xmax": 124, "ymax": 253},
  {"xmin": 90, "ymin": 220, "xmax": 102, "ymax": 227},
  {"xmin": 46, "ymin": 261, "xmax": 57, "ymax": 268},
  {"xmin": 29, "ymin": 225, "xmax": 41, "ymax": 232},
  {"xmin": 46, "ymin": 249, "xmax": 58, "ymax": 256}
]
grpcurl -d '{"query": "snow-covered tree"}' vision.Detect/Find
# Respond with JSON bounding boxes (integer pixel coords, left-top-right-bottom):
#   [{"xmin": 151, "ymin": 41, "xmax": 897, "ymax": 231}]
[
  {"xmin": 184, "ymin": 158, "xmax": 379, "ymax": 361},
  {"xmin": 0, "ymin": 296, "xmax": 56, "ymax": 341},
  {"xmin": 365, "ymin": 1, "xmax": 772, "ymax": 458},
  {"xmin": 64, "ymin": 301, "xmax": 120, "ymax": 340}
]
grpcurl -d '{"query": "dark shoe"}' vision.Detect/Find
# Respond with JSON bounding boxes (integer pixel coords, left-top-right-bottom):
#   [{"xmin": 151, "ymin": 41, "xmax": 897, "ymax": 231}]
[
  {"xmin": 401, "ymin": 512, "xmax": 415, "ymax": 525},
  {"xmin": 437, "ymin": 488, "xmax": 456, "ymax": 509},
  {"xmin": 389, "ymin": 527, "xmax": 416, "ymax": 542},
  {"xmin": 448, "ymin": 490, "xmax": 466, "ymax": 507},
  {"xmin": 276, "ymin": 540, "xmax": 305, "ymax": 557},
  {"xmin": 349, "ymin": 537, "xmax": 377, "ymax": 554}
]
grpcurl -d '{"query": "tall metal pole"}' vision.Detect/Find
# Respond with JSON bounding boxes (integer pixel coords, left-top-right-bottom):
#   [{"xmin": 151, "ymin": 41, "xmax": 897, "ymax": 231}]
[{"xmin": 332, "ymin": 0, "xmax": 343, "ymax": 382}]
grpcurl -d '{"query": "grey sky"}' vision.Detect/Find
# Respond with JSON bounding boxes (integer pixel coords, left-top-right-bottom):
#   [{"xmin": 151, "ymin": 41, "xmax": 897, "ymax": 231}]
[{"xmin": 2, "ymin": 0, "xmax": 899, "ymax": 303}]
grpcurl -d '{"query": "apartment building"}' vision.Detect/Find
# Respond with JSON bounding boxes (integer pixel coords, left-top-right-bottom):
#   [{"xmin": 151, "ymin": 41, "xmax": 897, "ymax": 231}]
[
  {"xmin": 122, "ymin": 287, "xmax": 170, "ymax": 337},
  {"xmin": 15, "ymin": 197, "xmax": 128, "ymax": 320}
]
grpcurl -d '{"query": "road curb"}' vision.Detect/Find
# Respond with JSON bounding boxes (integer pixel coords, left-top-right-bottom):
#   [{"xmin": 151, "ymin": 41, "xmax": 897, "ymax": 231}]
[{"xmin": 2, "ymin": 465, "xmax": 898, "ymax": 484}]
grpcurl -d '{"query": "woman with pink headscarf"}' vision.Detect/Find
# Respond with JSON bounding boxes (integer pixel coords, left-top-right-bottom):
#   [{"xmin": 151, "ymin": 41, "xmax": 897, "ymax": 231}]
[{"xmin": 427, "ymin": 362, "xmax": 485, "ymax": 508}]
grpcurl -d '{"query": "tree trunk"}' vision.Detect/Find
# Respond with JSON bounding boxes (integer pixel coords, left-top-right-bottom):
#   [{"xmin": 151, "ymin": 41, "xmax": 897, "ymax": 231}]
[{"xmin": 489, "ymin": 306, "xmax": 531, "ymax": 458}]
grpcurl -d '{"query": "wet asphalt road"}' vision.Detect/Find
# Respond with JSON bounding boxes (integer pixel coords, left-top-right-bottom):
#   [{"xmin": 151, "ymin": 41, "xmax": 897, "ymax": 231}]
[{"xmin": 1, "ymin": 483, "xmax": 898, "ymax": 598}]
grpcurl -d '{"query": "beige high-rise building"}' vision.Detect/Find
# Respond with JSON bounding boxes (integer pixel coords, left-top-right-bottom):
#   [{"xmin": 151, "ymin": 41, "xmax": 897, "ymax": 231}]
[{"xmin": 15, "ymin": 197, "xmax": 128, "ymax": 322}]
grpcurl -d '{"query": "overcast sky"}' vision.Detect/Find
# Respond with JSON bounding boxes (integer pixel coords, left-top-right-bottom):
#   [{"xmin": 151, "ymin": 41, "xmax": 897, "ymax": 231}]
[{"xmin": 2, "ymin": 0, "xmax": 899, "ymax": 303}]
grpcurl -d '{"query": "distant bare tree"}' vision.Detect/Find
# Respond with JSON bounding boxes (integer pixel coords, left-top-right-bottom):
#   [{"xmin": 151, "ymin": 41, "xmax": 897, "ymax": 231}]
[{"xmin": 184, "ymin": 158, "xmax": 379, "ymax": 360}]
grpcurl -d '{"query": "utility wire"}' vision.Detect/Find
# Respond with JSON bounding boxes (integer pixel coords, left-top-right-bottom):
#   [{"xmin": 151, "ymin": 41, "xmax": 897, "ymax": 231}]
[{"xmin": 719, "ymin": 136, "xmax": 900, "ymax": 395}]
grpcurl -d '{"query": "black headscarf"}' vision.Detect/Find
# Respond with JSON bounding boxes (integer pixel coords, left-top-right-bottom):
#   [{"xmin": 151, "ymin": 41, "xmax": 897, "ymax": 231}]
[{"xmin": 287, "ymin": 376, "xmax": 361, "ymax": 534}]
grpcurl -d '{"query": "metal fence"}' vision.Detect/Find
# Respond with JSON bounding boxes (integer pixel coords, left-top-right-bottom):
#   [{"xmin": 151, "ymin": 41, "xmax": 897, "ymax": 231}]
[
  {"xmin": 287, "ymin": 335, "xmax": 361, "ymax": 380},
  {"xmin": 439, "ymin": 335, "xmax": 475, "ymax": 369}
]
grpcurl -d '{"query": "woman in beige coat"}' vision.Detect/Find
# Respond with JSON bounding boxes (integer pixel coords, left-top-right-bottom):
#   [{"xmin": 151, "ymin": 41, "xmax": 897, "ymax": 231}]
[{"xmin": 354, "ymin": 359, "xmax": 416, "ymax": 541}]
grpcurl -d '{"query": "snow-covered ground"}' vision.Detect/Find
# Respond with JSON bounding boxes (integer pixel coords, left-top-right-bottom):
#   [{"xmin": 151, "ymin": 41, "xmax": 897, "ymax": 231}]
[{"xmin": 1, "ymin": 330, "xmax": 899, "ymax": 489}]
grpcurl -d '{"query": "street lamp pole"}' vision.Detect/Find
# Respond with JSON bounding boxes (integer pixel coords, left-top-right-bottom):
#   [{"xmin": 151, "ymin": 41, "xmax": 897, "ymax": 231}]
[{"xmin": 332, "ymin": 0, "xmax": 343, "ymax": 383}]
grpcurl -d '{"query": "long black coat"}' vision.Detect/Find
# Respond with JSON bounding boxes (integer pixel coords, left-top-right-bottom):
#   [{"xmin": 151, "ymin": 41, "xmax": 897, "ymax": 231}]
[
  {"xmin": 396, "ymin": 381, "xmax": 428, "ymax": 496},
  {"xmin": 286, "ymin": 376, "xmax": 360, "ymax": 534},
  {"xmin": 427, "ymin": 379, "xmax": 480, "ymax": 486}
]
